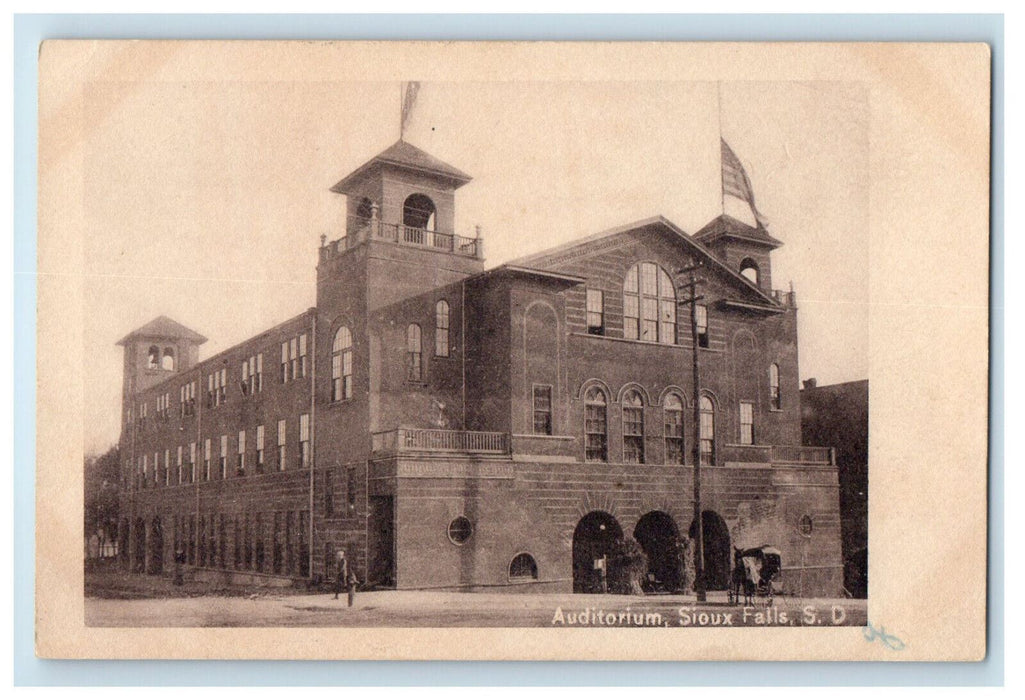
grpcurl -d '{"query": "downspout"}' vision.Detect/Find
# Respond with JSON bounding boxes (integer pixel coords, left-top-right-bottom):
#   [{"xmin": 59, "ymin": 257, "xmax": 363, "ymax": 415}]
[
  {"xmin": 195, "ymin": 370, "xmax": 203, "ymax": 566},
  {"xmin": 308, "ymin": 308, "xmax": 316, "ymax": 581},
  {"xmin": 461, "ymin": 279, "xmax": 467, "ymax": 430}
]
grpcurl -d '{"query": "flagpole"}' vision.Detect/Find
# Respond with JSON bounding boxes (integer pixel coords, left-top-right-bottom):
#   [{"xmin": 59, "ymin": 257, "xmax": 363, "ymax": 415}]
[
  {"xmin": 717, "ymin": 81, "xmax": 724, "ymax": 216},
  {"xmin": 399, "ymin": 82, "xmax": 404, "ymax": 141}
]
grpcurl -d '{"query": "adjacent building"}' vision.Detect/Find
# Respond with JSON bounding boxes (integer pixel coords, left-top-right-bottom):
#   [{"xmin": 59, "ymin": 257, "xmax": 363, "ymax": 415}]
[{"xmin": 116, "ymin": 140, "xmax": 844, "ymax": 595}]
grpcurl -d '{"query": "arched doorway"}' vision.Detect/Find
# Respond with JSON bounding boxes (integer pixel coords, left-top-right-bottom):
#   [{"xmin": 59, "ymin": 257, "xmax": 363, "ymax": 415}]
[
  {"xmin": 572, "ymin": 511, "xmax": 623, "ymax": 593},
  {"xmin": 148, "ymin": 516, "xmax": 164, "ymax": 574},
  {"xmin": 634, "ymin": 511, "xmax": 681, "ymax": 592},
  {"xmin": 688, "ymin": 510, "xmax": 731, "ymax": 590}
]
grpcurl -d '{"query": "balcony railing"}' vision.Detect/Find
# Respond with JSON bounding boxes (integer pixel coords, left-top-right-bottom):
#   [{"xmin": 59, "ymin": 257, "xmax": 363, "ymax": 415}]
[
  {"xmin": 321, "ymin": 216, "xmax": 482, "ymax": 261},
  {"xmin": 770, "ymin": 445, "xmax": 834, "ymax": 466},
  {"xmin": 372, "ymin": 428, "xmax": 509, "ymax": 455},
  {"xmin": 721, "ymin": 444, "xmax": 835, "ymax": 466},
  {"xmin": 771, "ymin": 289, "xmax": 797, "ymax": 307}
]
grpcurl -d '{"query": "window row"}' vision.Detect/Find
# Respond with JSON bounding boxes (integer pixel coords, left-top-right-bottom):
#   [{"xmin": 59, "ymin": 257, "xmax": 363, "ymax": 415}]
[
  {"xmin": 585, "ymin": 262, "xmax": 709, "ymax": 347},
  {"xmin": 171, "ymin": 510, "xmax": 310, "ymax": 578},
  {"xmin": 131, "ymin": 414, "xmax": 310, "ymax": 489},
  {"xmin": 577, "ymin": 387, "xmax": 741, "ymax": 466}
]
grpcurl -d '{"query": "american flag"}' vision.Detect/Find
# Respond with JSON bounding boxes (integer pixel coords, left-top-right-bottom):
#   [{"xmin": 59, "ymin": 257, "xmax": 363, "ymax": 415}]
[{"xmin": 721, "ymin": 138, "xmax": 768, "ymax": 228}]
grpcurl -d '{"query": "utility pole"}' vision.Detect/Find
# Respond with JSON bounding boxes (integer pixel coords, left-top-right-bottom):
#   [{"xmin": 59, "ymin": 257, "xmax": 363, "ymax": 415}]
[{"xmin": 678, "ymin": 262, "xmax": 706, "ymax": 603}]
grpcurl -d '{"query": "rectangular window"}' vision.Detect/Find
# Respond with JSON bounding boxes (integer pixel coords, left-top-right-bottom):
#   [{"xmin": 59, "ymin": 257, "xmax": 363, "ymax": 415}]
[
  {"xmin": 586, "ymin": 289, "xmax": 604, "ymax": 335},
  {"xmin": 142, "ymin": 454, "xmax": 148, "ymax": 487},
  {"xmin": 623, "ymin": 406, "xmax": 645, "ymax": 464},
  {"xmin": 281, "ymin": 341, "xmax": 289, "ymax": 383},
  {"xmin": 237, "ymin": 429, "xmax": 246, "ymax": 476},
  {"xmin": 299, "ymin": 413, "xmax": 310, "ymax": 469},
  {"xmin": 347, "ymin": 467, "xmax": 357, "ymax": 513},
  {"xmin": 256, "ymin": 424, "xmax": 265, "ymax": 472},
  {"xmin": 177, "ymin": 445, "xmax": 183, "ymax": 484},
  {"xmin": 532, "ymin": 385, "xmax": 553, "ymax": 435},
  {"xmin": 220, "ymin": 435, "xmax": 228, "ymax": 479},
  {"xmin": 290, "ymin": 337, "xmax": 299, "ymax": 380},
  {"xmin": 219, "ymin": 368, "xmax": 227, "ymax": 404},
  {"xmin": 164, "ymin": 448, "xmax": 171, "ymax": 485},
  {"xmin": 207, "ymin": 374, "xmax": 214, "ymax": 408},
  {"xmin": 298, "ymin": 334, "xmax": 308, "ymax": 378},
  {"xmin": 204, "ymin": 438, "xmax": 211, "ymax": 481},
  {"xmin": 241, "ymin": 360, "xmax": 249, "ymax": 395},
  {"xmin": 277, "ymin": 419, "xmax": 287, "ymax": 470},
  {"xmin": 256, "ymin": 353, "xmax": 263, "ymax": 392},
  {"xmin": 695, "ymin": 304, "xmax": 709, "ymax": 348},
  {"xmin": 189, "ymin": 442, "xmax": 196, "ymax": 483},
  {"xmin": 324, "ymin": 469, "xmax": 334, "ymax": 517},
  {"xmin": 154, "ymin": 452, "xmax": 159, "ymax": 487},
  {"xmin": 739, "ymin": 402, "xmax": 754, "ymax": 445}
]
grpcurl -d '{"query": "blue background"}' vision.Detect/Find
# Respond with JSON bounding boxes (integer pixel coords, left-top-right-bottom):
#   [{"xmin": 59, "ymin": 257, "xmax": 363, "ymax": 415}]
[{"xmin": 13, "ymin": 13, "xmax": 1004, "ymax": 686}]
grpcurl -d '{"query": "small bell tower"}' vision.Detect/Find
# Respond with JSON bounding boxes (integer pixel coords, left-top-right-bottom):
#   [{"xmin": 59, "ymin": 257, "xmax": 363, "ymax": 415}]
[
  {"xmin": 116, "ymin": 315, "xmax": 207, "ymax": 407},
  {"xmin": 692, "ymin": 214, "xmax": 783, "ymax": 291}
]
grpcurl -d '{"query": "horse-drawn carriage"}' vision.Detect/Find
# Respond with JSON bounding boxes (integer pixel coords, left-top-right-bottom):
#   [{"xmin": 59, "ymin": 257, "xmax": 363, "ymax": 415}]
[{"xmin": 728, "ymin": 545, "xmax": 782, "ymax": 606}]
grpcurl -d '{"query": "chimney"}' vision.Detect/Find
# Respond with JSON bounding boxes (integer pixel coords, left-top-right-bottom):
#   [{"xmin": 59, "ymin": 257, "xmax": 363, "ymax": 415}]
[{"xmin": 803, "ymin": 378, "xmax": 817, "ymax": 389}]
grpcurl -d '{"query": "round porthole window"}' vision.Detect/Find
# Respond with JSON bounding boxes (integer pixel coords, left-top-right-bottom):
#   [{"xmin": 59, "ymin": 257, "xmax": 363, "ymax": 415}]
[
  {"xmin": 448, "ymin": 516, "xmax": 473, "ymax": 545},
  {"xmin": 799, "ymin": 515, "xmax": 814, "ymax": 536}
]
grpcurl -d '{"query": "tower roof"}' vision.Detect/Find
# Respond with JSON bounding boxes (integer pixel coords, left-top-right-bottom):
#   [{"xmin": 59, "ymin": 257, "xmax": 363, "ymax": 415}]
[
  {"xmin": 692, "ymin": 214, "xmax": 783, "ymax": 249},
  {"xmin": 116, "ymin": 315, "xmax": 207, "ymax": 346},
  {"xmin": 330, "ymin": 139, "xmax": 473, "ymax": 194}
]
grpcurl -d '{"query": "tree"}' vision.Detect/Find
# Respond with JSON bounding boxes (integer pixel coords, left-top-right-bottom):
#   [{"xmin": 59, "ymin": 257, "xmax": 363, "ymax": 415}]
[{"xmin": 84, "ymin": 445, "xmax": 120, "ymax": 558}]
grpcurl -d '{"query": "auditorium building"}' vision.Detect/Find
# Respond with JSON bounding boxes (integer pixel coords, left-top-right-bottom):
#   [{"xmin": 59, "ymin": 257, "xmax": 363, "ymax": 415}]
[{"xmin": 116, "ymin": 139, "xmax": 843, "ymax": 596}]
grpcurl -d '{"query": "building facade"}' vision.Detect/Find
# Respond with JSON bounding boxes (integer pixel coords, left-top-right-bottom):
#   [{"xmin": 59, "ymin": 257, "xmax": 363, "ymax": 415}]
[{"xmin": 116, "ymin": 140, "xmax": 844, "ymax": 595}]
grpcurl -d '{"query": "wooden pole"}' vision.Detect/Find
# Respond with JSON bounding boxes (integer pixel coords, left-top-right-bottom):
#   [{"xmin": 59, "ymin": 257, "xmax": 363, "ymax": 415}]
[{"xmin": 678, "ymin": 264, "xmax": 706, "ymax": 602}]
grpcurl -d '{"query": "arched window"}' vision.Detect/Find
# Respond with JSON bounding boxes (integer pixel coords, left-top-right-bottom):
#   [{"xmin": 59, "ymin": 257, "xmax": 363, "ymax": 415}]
[
  {"xmin": 332, "ymin": 326, "xmax": 353, "ymax": 401},
  {"xmin": 509, "ymin": 553, "xmax": 539, "ymax": 580},
  {"xmin": 407, "ymin": 324, "xmax": 423, "ymax": 381},
  {"xmin": 699, "ymin": 395, "xmax": 715, "ymax": 465},
  {"xmin": 402, "ymin": 193, "xmax": 436, "ymax": 230},
  {"xmin": 769, "ymin": 363, "xmax": 781, "ymax": 409},
  {"xmin": 663, "ymin": 393, "xmax": 685, "ymax": 465},
  {"xmin": 435, "ymin": 300, "xmax": 450, "ymax": 357},
  {"xmin": 740, "ymin": 258, "xmax": 760, "ymax": 285},
  {"xmin": 584, "ymin": 386, "xmax": 608, "ymax": 462},
  {"xmin": 161, "ymin": 347, "xmax": 175, "ymax": 371},
  {"xmin": 622, "ymin": 389, "xmax": 645, "ymax": 464},
  {"xmin": 623, "ymin": 262, "xmax": 676, "ymax": 344},
  {"xmin": 147, "ymin": 345, "xmax": 159, "ymax": 369}
]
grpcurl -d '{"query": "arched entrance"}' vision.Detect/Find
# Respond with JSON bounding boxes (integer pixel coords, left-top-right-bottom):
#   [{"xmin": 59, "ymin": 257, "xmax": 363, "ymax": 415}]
[
  {"xmin": 148, "ymin": 516, "xmax": 164, "ymax": 574},
  {"xmin": 572, "ymin": 511, "xmax": 623, "ymax": 593},
  {"xmin": 688, "ymin": 510, "xmax": 731, "ymax": 590},
  {"xmin": 634, "ymin": 511, "xmax": 682, "ymax": 593}
]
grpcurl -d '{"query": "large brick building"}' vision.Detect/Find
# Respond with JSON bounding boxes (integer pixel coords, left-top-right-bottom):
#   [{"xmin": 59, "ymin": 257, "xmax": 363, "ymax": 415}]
[{"xmin": 116, "ymin": 140, "xmax": 843, "ymax": 595}]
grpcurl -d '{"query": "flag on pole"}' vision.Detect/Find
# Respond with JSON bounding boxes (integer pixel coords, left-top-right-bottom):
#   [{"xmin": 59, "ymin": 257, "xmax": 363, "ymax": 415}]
[
  {"xmin": 721, "ymin": 138, "xmax": 768, "ymax": 228},
  {"xmin": 400, "ymin": 81, "xmax": 421, "ymax": 139}
]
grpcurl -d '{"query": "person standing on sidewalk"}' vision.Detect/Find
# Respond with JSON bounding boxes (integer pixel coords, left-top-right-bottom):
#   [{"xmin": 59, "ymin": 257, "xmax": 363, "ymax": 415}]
[{"xmin": 338, "ymin": 553, "xmax": 350, "ymax": 602}]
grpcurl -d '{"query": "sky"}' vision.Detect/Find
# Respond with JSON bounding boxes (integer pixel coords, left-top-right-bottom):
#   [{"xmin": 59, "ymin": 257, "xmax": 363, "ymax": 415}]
[{"xmin": 81, "ymin": 78, "xmax": 868, "ymax": 455}]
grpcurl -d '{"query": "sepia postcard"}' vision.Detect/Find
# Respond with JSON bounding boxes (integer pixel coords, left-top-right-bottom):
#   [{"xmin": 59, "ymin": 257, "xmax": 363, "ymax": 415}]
[{"xmin": 35, "ymin": 40, "xmax": 990, "ymax": 661}]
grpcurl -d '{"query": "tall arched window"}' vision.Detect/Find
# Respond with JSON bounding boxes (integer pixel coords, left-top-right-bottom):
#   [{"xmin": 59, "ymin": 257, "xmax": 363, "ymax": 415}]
[
  {"xmin": 407, "ymin": 324, "xmax": 423, "ymax": 381},
  {"xmin": 623, "ymin": 262, "xmax": 676, "ymax": 344},
  {"xmin": 769, "ymin": 363, "xmax": 781, "ymax": 409},
  {"xmin": 402, "ymin": 193, "xmax": 436, "ymax": 230},
  {"xmin": 332, "ymin": 326, "xmax": 353, "ymax": 401},
  {"xmin": 584, "ymin": 386, "xmax": 608, "ymax": 462},
  {"xmin": 435, "ymin": 300, "xmax": 450, "ymax": 357},
  {"xmin": 147, "ymin": 345, "xmax": 160, "ymax": 369},
  {"xmin": 161, "ymin": 347, "xmax": 175, "ymax": 371},
  {"xmin": 699, "ymin": 395, "xmax": 715, "ymax": 466},
  {"xmin": 663, "ymin": 393, "xmax": 685, "ymax": 465},
  {"xmin": 622, "ymin": 389, "xmax": 645, "ymax": 464}
]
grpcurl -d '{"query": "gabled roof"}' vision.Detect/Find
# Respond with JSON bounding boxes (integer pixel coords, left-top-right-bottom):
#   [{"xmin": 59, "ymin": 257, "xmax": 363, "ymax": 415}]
[
  {"xmin": 692, "ymin": 213, "xmax": 783, "ymax": 249},
  {"xmin": 507, "ymin": 215, "xmax": 782, "ymax": 309},
  {"xmin": 330, "ymin": 139, "xmax": 473, "ymax": 194},
  {"xmin": 117, "ymin": 316, "xmax": 207, "ymax": 346}
]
